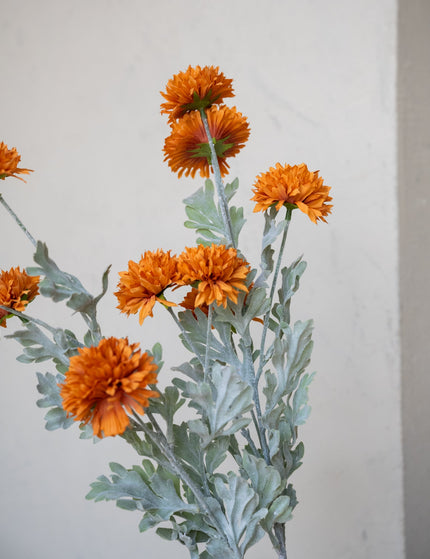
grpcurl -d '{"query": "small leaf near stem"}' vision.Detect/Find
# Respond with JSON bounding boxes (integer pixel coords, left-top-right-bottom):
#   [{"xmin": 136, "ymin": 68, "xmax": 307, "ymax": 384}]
[
  {"xmin": 256, "ymin": 206, "xmax": 292, "ymax": 384},
  {"xmin": 199, "ymin": 109, "xmax": 235, "ymax": 248},
  {"xmin": 0, "ymin": 193, "xmax": 37, "ymax": 247}
]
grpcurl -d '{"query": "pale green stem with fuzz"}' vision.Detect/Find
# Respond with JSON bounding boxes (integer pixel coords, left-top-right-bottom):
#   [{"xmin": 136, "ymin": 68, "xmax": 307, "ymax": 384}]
[
  {"xmin": 256, "ymin": 207, "xmax": 292, "ymax": 384},
  {"xmin": 199, "ymin": 109, "xmax": 235, "ymax": 248},
  {"xmin": 0, "ymin": 305, "xmax": 57, "ymax": 335},
  {"xmin": 0, "ymin": 193, "xmax": 37, "ymax": 247},
  {"xmin": 131, "ymin": 411, "xmax": 243, "ymax": 559},
  {"xmin": 242, "ymin": 340, "xmax": 271, "ymax": 464},
  {"xmin": 240, "ymin": 427, "xmax": 259, "ymax": 456},
  {"xmin": 274, "ymin": 523, "xmax": 288, "ymax": 559},
  {"xmin": 204, "ymin": 303, "xmax": 214, "ymax": 383}
]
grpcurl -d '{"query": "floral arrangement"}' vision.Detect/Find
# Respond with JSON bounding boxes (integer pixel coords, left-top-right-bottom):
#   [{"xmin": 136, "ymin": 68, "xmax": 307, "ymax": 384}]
[{"xmin": 0, "ymin": 65, "xmax": 332, "ymax": 559}]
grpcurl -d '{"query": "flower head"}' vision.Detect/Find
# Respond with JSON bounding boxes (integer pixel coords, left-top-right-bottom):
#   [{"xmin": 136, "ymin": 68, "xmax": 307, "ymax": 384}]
[
  {"xmin": 60, "ymin": 337, "xmax": 159, "ymax": 437},
  {"xmin": 161, "ymin": 65, "xmax": 235, "ymax": 122},
  {"xmin": 115, "ymin": 249, "xmax": 178, "ymax": 324},
  {"xmin": 180, "ymin": 287, "xmax": 209, "ymax": 318},
  {"xmin": 0, "ymin": 267, "xmax": 40, "ymax": 327},
  {"xmin": 0, "ymin": 142, "xmax": 33, "ymax": 181},
  {"xmin": 177, "ymin": 244, "xmax": 250, "ymax": 308},
  {"xmin": 251, "ymin": 163, "xmax": 332, "ymax": 223},
  {"xmin": 164, "ymin": 105, "xmax": 250, "ymax": 179}
]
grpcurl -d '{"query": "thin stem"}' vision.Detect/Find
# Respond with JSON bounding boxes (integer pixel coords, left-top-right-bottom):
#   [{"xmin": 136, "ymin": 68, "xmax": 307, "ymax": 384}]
[
  {"xmin": 251, "ymin": 388, "xmax": 271, "ymax": 464},
  {"xmin": 243, "ymin": 341, "xmax": 271, "ymax": 463},
  {"xmin": 0, "ymin": 305, "xmax": 57, "ymax": 334},
  {"xmin": 199, "ymin": 109, "xmax": 235, "ymax": 248},
  {"xmin": 274, "ymin": 523, "xmax": 287, "ymax": 559},
  {"xmin": 145, "ymin": 410, "xmax": 166, "ymax": 439},
  {"xmin": 204, "ymin": 304, "xmax": 214, "ymax": 382},
  {"xmin": 0, "ymin": 193, "xmax": 37, "ymax": 247},
  {"xmin": 240, "ymin": 428, "xmax": 259, "ymax": 456},
  {"xmin": 166, "ymin": 306, "xmax": 204, "ymax": 367},
  {"xmin": 256, "ymin": 207, "xmax": 292, "ymax": 383}
]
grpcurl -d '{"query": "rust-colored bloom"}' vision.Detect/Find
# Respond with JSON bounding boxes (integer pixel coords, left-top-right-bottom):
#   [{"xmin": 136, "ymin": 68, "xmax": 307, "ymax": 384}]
[
  {"xmin": 161, "ymin": 65, "xmax": 235, "ymax": 122},
  {"xmin": 0, "ymin": 142, "xmax": 33, "ymax": 181},
  {"xmin": 251, "ymin": 163, "xmax": 333, "ymax": 223},
  {"xmin": 0, "ymin": 267, "xmax": 40, "ymax": 327},
  {"xmin": 177, "ymin": 244, "xmax": 250, "ymax": 308},
  {"xmin": 60, "ymin": 337, "xmax": 159, "ymax": 438},
  {"xmin": 180, "ymin": 287, "xmax": 209, "ymax": 317},
  {"xmin": 164, "ymin": 105, "xmax": 250, "ymax": 179},
  {"xmin": 115, "ymin": 249, "xmax": 178, "ymax": 324}
]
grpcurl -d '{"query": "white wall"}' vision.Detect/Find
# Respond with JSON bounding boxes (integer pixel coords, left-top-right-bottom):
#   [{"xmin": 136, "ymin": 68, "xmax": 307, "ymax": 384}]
[{"xmin": 0, "ymin": 1, "xmax": 402, "ymax": 558}]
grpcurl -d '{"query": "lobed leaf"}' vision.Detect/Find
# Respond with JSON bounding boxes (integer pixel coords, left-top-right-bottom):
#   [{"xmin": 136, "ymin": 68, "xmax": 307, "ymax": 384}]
[
  {"xmin": 86, "ymin": 462, "xmax": 198, "ymax": 520},
  {"xmin": 183, "ymin": 178, "xmax": 245, "ymax": 246},
  {"xmin": 182, "ymin": 364, "xmax": 253, "ymax": 447},
  {"xmin": 214, "ymin": 473, "xmax": 266, "ymax": 555}
]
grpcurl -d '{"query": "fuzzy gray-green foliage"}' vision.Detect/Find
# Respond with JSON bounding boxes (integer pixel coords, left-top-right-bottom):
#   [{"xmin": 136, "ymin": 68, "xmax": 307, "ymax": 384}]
[{"xmin": 6, "ymin": 177, "xmax": 316, "ymax": 559}]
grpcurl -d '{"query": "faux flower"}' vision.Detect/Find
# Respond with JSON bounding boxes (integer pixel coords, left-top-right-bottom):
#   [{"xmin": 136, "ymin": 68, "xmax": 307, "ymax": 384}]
[
  {"xmin": 0, "ymin": 267, "xmax": 40, "ymax": 327},
  {"xmin": 177, "ymin": 244, "xmax": 250, "ymax": 308},
  {"xmin": 251, "ymin": 162, "xmax": 333, "ymax": 223},
  {"xmin": 160, "ymin": 65, "xmax": 234, "ymax": 122},
  {"xmin": 60, "ymin": 337, "xmax": 159, "ymax": 438},
  {"xmin": 115, "ymin": 249, "xmax": 178, "ymax": 324},
  {"xmin": 180, "ymin": 287, "xmax": 209, "ymax": 317},
  {"xmin": 164, "ymin": 105, "xmax": 250, "ymax": 179},
  {"xmin": 0, "ymin": 142, "xmax": 33, "ymax": 181}
]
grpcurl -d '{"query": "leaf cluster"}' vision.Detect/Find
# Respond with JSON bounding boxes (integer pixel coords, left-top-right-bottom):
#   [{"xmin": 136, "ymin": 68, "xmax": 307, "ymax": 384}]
[
  {"xmin": 86, "ymin": 181, "xmax": 316, "ymax": 558},
  {"xmin": 6, "ymin": 177, "xmax": 317, "ymax": 559}
]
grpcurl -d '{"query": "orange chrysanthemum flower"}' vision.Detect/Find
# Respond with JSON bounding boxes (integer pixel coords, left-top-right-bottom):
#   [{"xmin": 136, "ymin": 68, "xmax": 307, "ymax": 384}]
[
  {"xmin": 177, "ymin": 244, "xmax": 250, "ymax": 308},
  {"xmin": 160, "ymin": 65, "xmax": 235, "ymax": 122},
  {"xmin": 60, "ymin": 337, "xmax": 159, "ymax": 438},
  {"xmin": 0, "ymin": 267, "xmax": 40, "ymax": 327},
  {"xmin": 115, "ymin": 249, "xmax": 178, "ymax": 325},
  {"xmin": 164, "ymin": 105, "xmax": 250, "ymax": 179},
  {"xmin": 251, "ymin": 163, "xmax": 333, "ymax": 223},
  {"xmin": 0, "ymin": 142, "xmax": 33, "ymax": 182},
  {"xmin": 180, "ymin": 287, "xmax": 209, "ymax": 318}
]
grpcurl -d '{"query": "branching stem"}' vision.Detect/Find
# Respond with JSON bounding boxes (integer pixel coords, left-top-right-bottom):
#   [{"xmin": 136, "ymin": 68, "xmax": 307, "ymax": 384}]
[
  {"xmin": 0, "ymin": 305, "xmax": 57, "ymax": 334},
  {"xmin": 256, "ymin": 207, "xmax": 292, "ymax": 383},
  {"xmin": 0, "ymin": 193, "xmax": 37, "ymax": 247}
]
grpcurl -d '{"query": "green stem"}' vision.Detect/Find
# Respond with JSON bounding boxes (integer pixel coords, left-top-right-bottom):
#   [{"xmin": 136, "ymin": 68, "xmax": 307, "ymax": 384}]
[
  {"xmin": 256, "ymin": 207, "xmax": 292, "ymax": 383},
  {"xmin": 274, "ymin": 523, "xmax": 287, "ymax": 559},
  {"xmin": 199, "ymin": 109, "xmax": 235, "ymax": 248},
  {"xmin": 240, "ymin": 427, "xmax": 259, "ymax": 456},
  {"xmin": 0, "ymin": 305, "xmax": 57, "ymax": 334},
  {"xmin": 0, "ymin": 193, "xmax": 37, "ymax": 247},
  {"xmin": 204, "ymin": 304, "xmax": 214, "ymax": 382},
  {"xmin": 241, "ymin": 339, "xmax": 270, "ymax": 463}
]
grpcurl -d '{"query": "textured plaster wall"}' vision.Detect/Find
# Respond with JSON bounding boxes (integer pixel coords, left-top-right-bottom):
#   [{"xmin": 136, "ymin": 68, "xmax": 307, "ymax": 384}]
[{"xmin": 0, "ymin": 1, "xmax": 402, "ymax": 558}]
